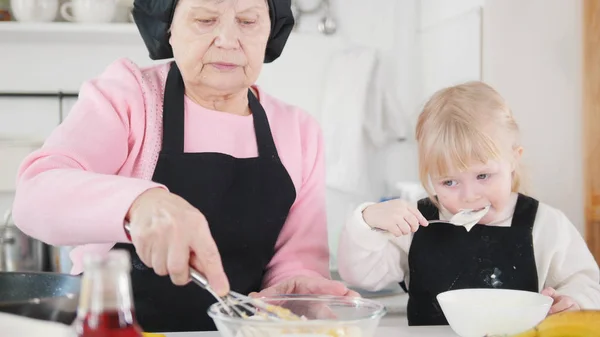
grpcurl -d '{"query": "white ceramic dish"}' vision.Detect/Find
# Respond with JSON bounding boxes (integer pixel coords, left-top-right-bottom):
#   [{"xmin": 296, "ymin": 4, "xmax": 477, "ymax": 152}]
[{"xmin": 437, "ymin": 288, "xmax": 552, "ymax": 337}]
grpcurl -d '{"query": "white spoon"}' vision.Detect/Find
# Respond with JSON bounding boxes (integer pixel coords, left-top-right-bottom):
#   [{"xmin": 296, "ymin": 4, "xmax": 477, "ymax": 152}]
[
  {"xmin": 371, "ymin": 205, "xmax": 491, "ymax": 234},
  {"xmin": 441, "ymin": 204, "xmax": 491, "ymax": 231}
]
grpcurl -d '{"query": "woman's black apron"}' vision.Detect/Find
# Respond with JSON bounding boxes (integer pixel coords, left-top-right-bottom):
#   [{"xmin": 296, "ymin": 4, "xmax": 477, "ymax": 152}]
[{"xmin": 114, "ymin": 62, "xmax": 297, "ymax": 332}]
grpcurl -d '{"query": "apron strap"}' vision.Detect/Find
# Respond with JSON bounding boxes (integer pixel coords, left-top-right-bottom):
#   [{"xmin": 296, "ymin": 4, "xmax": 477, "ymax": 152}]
[
  {"xmin": 510, "ymin": 193, "xmax": 539, "ymax": 230},
  {"xmin": 161, "ymin": 62, "xmax": 186, "ymax": 153},
  {"xmin": 248, "ymin": 90, "xmax": 279, "ymax": 160},
  {"xmin": 160, "ymin": 62, "xmax": 280, "ymax": 160},
  {"xmin": 417, "ymin": 197, "xmax": 440, "ymax": 221}
]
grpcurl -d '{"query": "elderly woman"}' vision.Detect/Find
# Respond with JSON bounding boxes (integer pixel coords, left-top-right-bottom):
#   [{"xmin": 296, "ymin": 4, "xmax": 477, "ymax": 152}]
[{"xmin": 11, "ymin": 0, "xmax": 356, "ymax": 332}]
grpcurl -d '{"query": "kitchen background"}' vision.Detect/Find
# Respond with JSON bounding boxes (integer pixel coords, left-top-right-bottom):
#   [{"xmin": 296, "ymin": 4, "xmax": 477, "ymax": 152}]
[{"xmin": 0, "ymin": 0, "xmax": 587, "ymax": 306}]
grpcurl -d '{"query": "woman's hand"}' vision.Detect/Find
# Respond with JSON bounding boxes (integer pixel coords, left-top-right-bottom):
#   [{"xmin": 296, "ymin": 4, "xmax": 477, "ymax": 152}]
[
  {"xmin": 249, "ymin": 276, "xmax": 360, "ymax": 319},
  {"xmin": 126, "ymin": 187, "xmax": 229, "ymax": 295},
  {"xmin": 249, "ymin": 276, "xmax": 360, "ymax": 298},
  {"xmin": 362, "ymin": 199, "xmax": 429, "ymax": 236}
]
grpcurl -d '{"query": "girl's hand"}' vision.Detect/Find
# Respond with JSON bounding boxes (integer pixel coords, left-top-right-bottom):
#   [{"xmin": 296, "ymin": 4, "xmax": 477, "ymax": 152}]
[
  {"xmin": 362, "ymin": 199, "xmax": 429, "ymax": 236},
  {"xmin": 541, "ymin": 287, "xmax": 580, "ymax": 315}
]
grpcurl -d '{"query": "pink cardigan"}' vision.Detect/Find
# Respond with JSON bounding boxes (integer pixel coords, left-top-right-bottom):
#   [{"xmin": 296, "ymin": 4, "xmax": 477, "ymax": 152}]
[{"xmin": 12, "ymin": 58, "xmax": 330, "ymax": 287}]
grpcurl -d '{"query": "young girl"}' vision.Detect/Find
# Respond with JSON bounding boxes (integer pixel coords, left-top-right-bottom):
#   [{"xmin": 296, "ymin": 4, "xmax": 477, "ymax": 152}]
[{"xmin": 337, "ymin": 81, "xmax": 600, "ymax": 326}]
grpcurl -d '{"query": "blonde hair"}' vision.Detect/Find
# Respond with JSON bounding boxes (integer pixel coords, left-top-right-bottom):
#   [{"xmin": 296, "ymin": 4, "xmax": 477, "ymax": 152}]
[{"xmin": 415, "ymin": 81, "xmax": 526, "ymax": 201}]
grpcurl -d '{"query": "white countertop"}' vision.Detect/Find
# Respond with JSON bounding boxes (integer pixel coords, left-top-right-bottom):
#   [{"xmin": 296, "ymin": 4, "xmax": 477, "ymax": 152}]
[
  {"xmin": 160, "ymin": 314, "xmax": 460, "ymax": 337},
  {"xmin": 164, "ymin": 326, "xmax": 457, "ymax": 337},
  {"xmin": 0, "ymin": 312, "xmax": 458, "ymax": 337}
]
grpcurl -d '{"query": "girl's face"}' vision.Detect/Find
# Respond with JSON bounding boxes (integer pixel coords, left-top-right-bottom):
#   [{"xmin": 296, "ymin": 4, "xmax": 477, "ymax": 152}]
[{"xmin": 431, "ymin": 158, "xmax": 516, "ymax": 224}]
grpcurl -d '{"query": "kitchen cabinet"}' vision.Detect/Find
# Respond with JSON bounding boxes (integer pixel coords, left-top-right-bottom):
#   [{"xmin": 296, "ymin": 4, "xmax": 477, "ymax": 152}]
[
  {"xmin": 0, "ymin": 22, "xmax": 139, "ymax": 44},
  {"xmin": 0, "ymin": 138, "xmax": 43, "ymax": 192},
  {"xmin": 0, "ymin": 97, "xmax": 60, "ymax": 139},
  {"xmin": 0, "ymin": 22, "xmax": 157, "ymax": 94},
  {"xmin": 59, "ymin": 95, "xmax": 77, "ymax": 121},
  {"xmin": 0, "ymin": 96, "xmax": 62, "ymax": 191}
]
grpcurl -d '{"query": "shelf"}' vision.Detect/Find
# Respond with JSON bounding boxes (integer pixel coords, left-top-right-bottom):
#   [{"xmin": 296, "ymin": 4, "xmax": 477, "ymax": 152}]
[{"xmin": 0, "ymin": 21, "xmax": 142, "ymax": 44}]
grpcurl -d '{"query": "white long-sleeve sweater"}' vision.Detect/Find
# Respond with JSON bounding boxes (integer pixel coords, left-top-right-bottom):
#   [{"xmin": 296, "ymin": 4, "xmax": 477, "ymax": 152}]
[{"xmin": 337, "ymin": 194, "xmax": 600, "ymax": 309}]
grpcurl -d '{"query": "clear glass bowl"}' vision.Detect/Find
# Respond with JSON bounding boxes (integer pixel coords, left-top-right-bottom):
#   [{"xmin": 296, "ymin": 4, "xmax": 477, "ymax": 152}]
[{"xmin": 207, "ymin": 295, "xmax": 387, "ymax": 337}]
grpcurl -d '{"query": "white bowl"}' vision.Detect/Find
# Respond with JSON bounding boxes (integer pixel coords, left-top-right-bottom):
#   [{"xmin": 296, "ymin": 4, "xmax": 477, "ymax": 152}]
[{"xmin": 437, "ymin": 288, "xmax": 552, "ymax": 337}]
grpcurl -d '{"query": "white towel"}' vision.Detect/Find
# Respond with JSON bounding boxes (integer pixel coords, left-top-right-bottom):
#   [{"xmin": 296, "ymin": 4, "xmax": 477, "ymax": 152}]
[
  {"xmin": 320, "ymin": 46, "xmax": 407, "ymax": 197},
  {"xmin": 0, "ymin": 312, "xmax": 73, "ymax": 337}
]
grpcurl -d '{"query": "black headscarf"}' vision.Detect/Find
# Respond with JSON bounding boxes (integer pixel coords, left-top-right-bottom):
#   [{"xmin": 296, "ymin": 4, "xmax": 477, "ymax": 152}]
[{"xmin": 131, "ymin": 0, "xmax": 295, "ymax": 63}]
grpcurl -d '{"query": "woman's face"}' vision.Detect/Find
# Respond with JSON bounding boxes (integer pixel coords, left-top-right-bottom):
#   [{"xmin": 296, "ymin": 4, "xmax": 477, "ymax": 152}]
[{"xmin": 170, "ymin": 0, "xmax": 271, "ymax": 94}]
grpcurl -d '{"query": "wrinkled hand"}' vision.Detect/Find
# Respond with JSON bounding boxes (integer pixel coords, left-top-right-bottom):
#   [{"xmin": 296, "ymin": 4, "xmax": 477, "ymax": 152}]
[
  {"xmin": 362, "ymin": 199, "xmax": 429, "ymax": 236},
  {"xmin": 249, "ymin": 276, "xmax": 360, "ymax": 298},
  {"xmin": 249, "ymin": 276, "xmax": 360, "ymax": 320},
  {"xmin": 541, "ymin": 287, "xmax": 580, "ymax": 315},
  {"xmin": 126, "ymin": 187, "xmax": 229, "ymax": 295}
]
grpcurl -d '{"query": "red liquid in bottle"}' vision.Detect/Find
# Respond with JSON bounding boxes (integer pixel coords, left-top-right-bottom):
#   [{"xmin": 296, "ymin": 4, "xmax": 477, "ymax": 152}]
[
  {"xmin": 74, "ymin": 250, "xmax": 144, "ymax": 337},
  {"xmin": 75, "ymin": 310, "xmax": 143, "ymax": 337}
]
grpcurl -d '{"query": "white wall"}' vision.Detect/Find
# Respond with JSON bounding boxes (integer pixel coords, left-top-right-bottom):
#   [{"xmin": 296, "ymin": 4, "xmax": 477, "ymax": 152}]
[
  {"xmin": 254, "ymin": 0, "xmax": 423, "ymax": 270},
  {"xmin": 482, "ymin": 0, "xmax": 584, "ymax": 233},
  {"xmin": 257, "ymin": 0, "xmax": 484, "ymax": 269},
  {"xmin": 0, "ymin": 0, "xmax": 484, "ymax": 269}
]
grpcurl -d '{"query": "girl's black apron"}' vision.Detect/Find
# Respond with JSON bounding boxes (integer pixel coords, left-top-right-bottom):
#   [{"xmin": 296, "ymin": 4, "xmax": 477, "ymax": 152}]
[{"xmin": 406, "ymin": 194, "xmax": 540, "ymax": 325}]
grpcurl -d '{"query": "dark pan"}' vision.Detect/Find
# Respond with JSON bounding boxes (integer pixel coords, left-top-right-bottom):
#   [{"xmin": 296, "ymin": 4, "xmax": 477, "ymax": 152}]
[{"xmin": 0, "ymin": 271, "xmax": 81, "ymax": 324}]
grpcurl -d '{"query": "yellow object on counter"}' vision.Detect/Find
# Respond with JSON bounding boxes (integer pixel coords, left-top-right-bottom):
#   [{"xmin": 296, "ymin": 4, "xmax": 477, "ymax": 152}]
[
  {"xmin": 142, "ymin": 333, "xmax": 166, "ymax": 337},
  {"xmin": 506, "ymin": 310, "xmax": 600, "ymax": 337}
]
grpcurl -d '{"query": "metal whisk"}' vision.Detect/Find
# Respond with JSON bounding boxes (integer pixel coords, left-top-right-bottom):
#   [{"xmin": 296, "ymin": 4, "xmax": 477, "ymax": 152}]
[
  {"xmin": 123, "ymin": 224, "xmax": 300, "ymax": 320},
  {"xmin": 188, "ymin": 269, "xmax": 300, "ymax": 320}
]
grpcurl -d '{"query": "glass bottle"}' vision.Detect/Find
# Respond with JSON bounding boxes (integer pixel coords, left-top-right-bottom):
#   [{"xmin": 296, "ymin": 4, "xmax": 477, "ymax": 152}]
[{"xmin": 73, "ymin": 249, "xmax": 143, "ymax": 337}]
